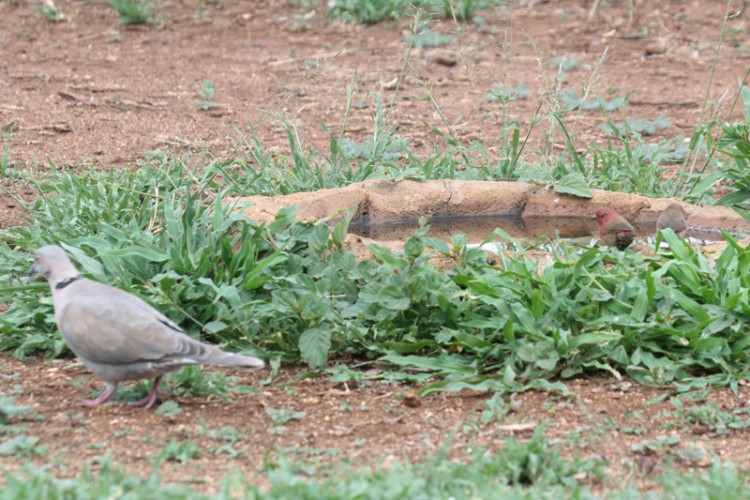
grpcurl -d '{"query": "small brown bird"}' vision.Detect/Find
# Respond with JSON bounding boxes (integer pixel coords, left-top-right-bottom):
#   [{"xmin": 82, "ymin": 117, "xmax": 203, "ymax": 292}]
[
  {"xmin": 593, "ymin": 208, "xmax": 636, "ymax": 250},
  {"xmin": 656, "ymin": 203, "xmax": 687, "ymax": 239}
]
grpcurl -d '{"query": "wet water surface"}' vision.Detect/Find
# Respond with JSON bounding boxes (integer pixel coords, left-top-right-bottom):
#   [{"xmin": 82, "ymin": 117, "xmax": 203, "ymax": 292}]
[{"xmin": 348, "ymin": 215, "xmax": 725, "ymax": 245}]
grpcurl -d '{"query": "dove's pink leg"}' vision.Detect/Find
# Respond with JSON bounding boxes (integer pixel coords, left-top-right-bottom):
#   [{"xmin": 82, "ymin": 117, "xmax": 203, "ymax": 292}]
[
  {"xmin": 128, "ymin": 375, "xmax": 166, "ymax": 409},
  {"xmin": 79, "ymin": 384, "xmax": 117, "ymax": 407}
]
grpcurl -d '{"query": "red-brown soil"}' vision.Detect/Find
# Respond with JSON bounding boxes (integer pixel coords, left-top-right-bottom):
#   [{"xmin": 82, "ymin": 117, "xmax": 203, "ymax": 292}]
[
  {"xmin": 3, "ymin": 0, "xmax": 750, "ymax": 228},
  {"xmin": 3, "ymin": 353, "xmax": 750, "ymax": 493}
]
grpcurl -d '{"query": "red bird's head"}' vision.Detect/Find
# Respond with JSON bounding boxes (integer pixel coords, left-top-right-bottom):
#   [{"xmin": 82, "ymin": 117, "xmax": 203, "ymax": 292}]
[
  {"xmin": 593, "ymin": 208, "xmax": 616, "ymax": 227},
  {"xmin": 592, "ymin": 208, "xmax": 635, "ymax": 250}
]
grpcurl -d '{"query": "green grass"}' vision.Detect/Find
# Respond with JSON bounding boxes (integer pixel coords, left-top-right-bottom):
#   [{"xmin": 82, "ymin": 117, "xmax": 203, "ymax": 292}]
[
  {"xmin": 3, "ymin": 155, "xmax": 750, "ymax": 395},
  {"xmin": 32, "ymin": 3, "xmax": 62, "ymax": 22},
  {"xmin": 152, "ymin": 438, "xmax": 202, "ymax": 465},
  {"xmin": 485, "ymin": 82, "xmax": 530, "ymax": 103},
  {"xmin": 0, "ymin": 430, "xmax": 606, "ymax": 497},
  {"xmin": 3, "ymin": 109, "xmax": 750, "ymax": 492},
  {"xmin": 1, "ymin": 435, "xmax": 748, "ymax": 498},
  {"xmin": 3, "ymin": 73, "xmax": 750, "ymax": 388},
  {"xmin": 3, "ymin": 34, "xmax": 750, "ymax": 380},
  {"xmin": 325, "ymin": 0, "xmax": 502, "ymax": 24},
  {"xmin": 195, "ymin": 80, "xmax": 216, "ymax": 111},
  {"xmin": 107, "ymin": 0, "xmax": 154, "ymax": 25},
  {"xmin": 0, "ymin": 435, "xmax": 47, "ymax": 458},
  {"xmin": 0, "ymin": 394, "xmax": 33, "ymax": 426}
]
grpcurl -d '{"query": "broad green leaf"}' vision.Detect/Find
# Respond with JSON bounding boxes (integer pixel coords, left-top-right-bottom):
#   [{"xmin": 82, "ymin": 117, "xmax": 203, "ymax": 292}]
[
  {"xmin": 299, "ymin": 328, "xmax": 331, "ymax": 369},
  {"xmin": 366, "ymin": 244, "xmax": 407, "ymax": 269},
  {"xmin": 554, "ymin": 173, "xmax": 593, "ymax": 198},
  {"xmin": 525, "ymin": 379, "xmax": 574, "ymax": 396},
  {"xmin": 421, "ymin": 376, "xmax": 509, "ymax": 396},
  {"xmin": 309, "ymin": 224, "xmax": 330, "ymax": 254},
  {"xmin": 382, "ymin": 339, "xmax": 438, "ymax": 353},
  {"xmin": 380, "ymin": 354, "xmax": 474, "ymax": 374},
  {"xmin": 244, "ymin": 249, "xmax": 286, "ymax": 289},
  {"xmin": 567, "ymin": 331, "xmax": 622, "ymax": 350},
  {"xmin": 631, "ymin": 289, "xmax": 649, "ymax": 322},
  {"xmin": 424, "ymin": 237, "xmax": 450, "ymax": 255},
  {"xmin": 203, "ymin": 320, "xmax": 228, "ymax": 334},
  {"xmin": 155, "ymin": 401, "xmax": 183, "ymax": 417},
  {"xmin": 404, "ymin": 235, "xmax": 424, "ymax": 259},
  {"xmin": 535, "ymin": 351, "xmax": 559, "ymax": 371},
  {"xmin": 60, "ymin": 243, "xmax": 104, "ymax": 276},
  {"xmin": 669, "ymin": 289, "xmax": 709, "ymax": 323},
  {"xmin": 105, "ymin": 245, "xmax": 170, "ymax": 262},
  {"xmin": 331, "ymin": 212, "xmax": 353, "ymax": 248},
  {"xmin": 452, "ymin": 331, "xmax": 493, "ymax": 352}
]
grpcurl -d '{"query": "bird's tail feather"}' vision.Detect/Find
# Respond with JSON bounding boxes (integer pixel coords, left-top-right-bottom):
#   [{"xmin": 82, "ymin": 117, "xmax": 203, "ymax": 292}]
[{"xmin": 203, "ymin": 350, "xmax": 265, "ymax": 370}]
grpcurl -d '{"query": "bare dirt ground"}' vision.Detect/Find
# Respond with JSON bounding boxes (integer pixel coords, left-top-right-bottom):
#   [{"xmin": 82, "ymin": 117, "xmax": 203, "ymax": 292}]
[
  {"xmin": 2, "ymin": 0, "xmax": 750, "ymax": 227},
  {"xmin": 3, "ymin": 0, "xmax": 750, "ymax": 492},
  {"xmin": 3, "ymin": 353, "xmax": 750, "ymax": 493}
]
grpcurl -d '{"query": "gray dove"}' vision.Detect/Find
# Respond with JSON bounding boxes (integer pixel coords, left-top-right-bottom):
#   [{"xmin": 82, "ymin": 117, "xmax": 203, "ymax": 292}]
[
  {"xmin": 656, "ymin": 203, "xmax": 687, "ymax": 239},
  {"xmin": 28, "ymin": 245, "xmax": 265, "ymax": 409}
]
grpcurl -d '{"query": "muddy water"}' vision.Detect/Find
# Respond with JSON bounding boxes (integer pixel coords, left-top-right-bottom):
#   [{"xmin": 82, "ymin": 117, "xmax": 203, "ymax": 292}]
[{"xmin": 348, "ymin": 215, "xmax": 725, "ymax": 245}]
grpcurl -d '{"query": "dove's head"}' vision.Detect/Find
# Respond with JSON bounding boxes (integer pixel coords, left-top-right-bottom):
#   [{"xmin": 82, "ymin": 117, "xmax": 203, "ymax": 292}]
[{"xmin": 28, "ymin": 245, "xmax": 79, "ymax": 285}]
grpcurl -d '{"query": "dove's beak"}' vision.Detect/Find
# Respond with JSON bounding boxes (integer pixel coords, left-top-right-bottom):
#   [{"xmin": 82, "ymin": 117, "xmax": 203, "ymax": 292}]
[{"xmin": 26, "ymin": 262, "xmax": 39, "ymax": 277}]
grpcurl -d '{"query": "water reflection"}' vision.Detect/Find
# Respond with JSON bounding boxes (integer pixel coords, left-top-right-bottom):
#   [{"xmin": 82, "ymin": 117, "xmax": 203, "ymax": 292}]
[{"xmin": 348, "ymin": 215, "xmax": 724, "ymax": 245}]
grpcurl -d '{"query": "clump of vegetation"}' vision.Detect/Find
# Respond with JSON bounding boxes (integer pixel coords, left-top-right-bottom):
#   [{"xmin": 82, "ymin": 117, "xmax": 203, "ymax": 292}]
[
  {"xmin": 0, "ymin": 395, "xmax": 32, "ymax": 427},
  {"xmin": 404, "ymin": 30, "xmax": 454, "ymax": 47},
  {"xmin": 107, "ymin": 0, "xmax": 154, "ymax": 25},
  {"xmin": 32, "ymin": 2, "xmax": 63, "ymax": 22},
  {"xmin": 3, "ymin": 70, "xmax": 750, "ymax": 388},
  {"xmin": 550, "ymin": 56, "xmax": 580, "ymax": 72},
  {"xmin": 602, "ymin": 114, "xmax": 672, "ymax": 136},
  {"xmin": 485, "ymin": 82, "xmax": 530, "ymax": 102},
  {"xmin": 2, "ymin": 127, "xmax": 750, "ymax": 397},
  {"xmin": 559, "ymin": 91, "xmax": 628, "ymax": 112},
  {"xmin": 0, "ymin": 435, "xmax": 47, "ymax": 458},
  {"xmin": 326, "ymin": 0, "xmax": 501, "ymax": 24},
  {"xmin": 195, "ymin": 80, "xmax": 216, "ymax": 111}
]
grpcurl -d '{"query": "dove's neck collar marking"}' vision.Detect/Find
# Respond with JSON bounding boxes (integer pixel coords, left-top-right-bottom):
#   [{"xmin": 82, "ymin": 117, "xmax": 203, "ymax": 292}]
[{"xmin": 55, "ymin": 275, "xmax": 81, "ymax": 290}]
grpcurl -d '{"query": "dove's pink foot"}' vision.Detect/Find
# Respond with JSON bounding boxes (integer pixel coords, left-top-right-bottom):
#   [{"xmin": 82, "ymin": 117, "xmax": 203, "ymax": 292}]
[
  {"xmin": 128, "ymin": 376, "xmax": 166, "ymax": 409},
  {"xmin": 79, "ymin": 385, "xmax": 116, "ymax": 407}
]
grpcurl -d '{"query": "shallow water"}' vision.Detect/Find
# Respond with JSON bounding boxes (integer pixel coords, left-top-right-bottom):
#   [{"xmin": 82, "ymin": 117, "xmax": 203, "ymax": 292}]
[{"xmin": 348, "ymin": 214, "xmax": 726, "ymax": 245}]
